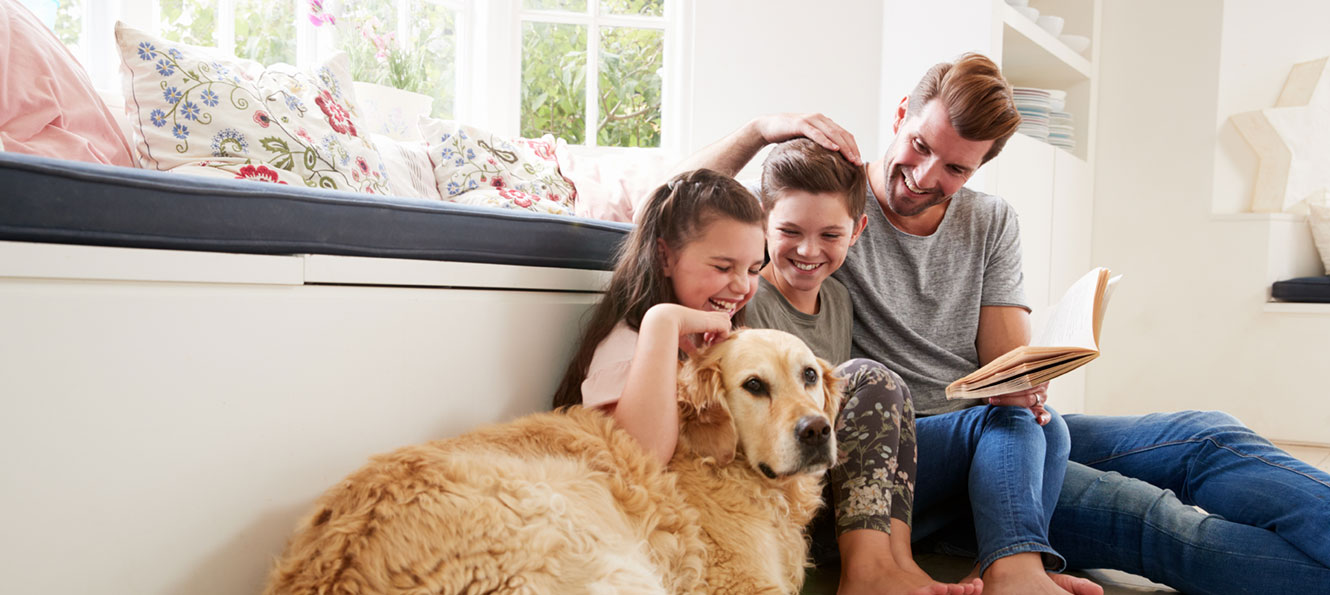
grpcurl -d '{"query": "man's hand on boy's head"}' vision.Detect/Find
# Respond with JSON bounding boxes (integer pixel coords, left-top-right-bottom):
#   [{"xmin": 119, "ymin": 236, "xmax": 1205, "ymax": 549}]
[
  {"xmin": 987, "ymin": 382, "xmax": 1053, "ymax": 425},
  {"xmin": 752, "ymin": 113, "xmax": 861, "ymax": 165}
]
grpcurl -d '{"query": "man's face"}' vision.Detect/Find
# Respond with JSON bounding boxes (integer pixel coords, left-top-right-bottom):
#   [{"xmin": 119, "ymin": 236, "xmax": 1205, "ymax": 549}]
[{"xmin": 881, "ymin": 99, "xmax": 993, "ymax": 218}]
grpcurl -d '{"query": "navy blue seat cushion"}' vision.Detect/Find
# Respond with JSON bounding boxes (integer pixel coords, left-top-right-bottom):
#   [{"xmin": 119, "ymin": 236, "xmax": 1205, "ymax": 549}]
[
  {"xmin": 0, "ymin": 151, "xmax": 631, "ymax": 270},
  {"xmin": 1272, "ymin": 275, "xmax": 1330, "ymax": 303}
]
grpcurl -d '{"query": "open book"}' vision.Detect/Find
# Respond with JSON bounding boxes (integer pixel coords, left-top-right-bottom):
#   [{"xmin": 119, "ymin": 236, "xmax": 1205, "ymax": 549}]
[{"xmin": 945, "ymin": 268, "xmax": 1121, "ymax": 400}]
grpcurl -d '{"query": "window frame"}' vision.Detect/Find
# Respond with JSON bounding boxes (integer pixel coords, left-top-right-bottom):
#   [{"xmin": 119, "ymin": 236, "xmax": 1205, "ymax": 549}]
[{"xmin": 63, "ymin": 0, "xmax": 688, "ymax": 157}]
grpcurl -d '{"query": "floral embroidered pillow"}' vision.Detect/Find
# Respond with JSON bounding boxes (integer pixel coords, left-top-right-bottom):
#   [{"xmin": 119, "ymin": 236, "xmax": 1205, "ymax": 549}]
[
  {"xmin": 419, "ymin": 118, "xmax": 576, "ymax": 216},
  {"xmin": 115, "ymin": 22, "xmax": 390, "ymax": 193}
]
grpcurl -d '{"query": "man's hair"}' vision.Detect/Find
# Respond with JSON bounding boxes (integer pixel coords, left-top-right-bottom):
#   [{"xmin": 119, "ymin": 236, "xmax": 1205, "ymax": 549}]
[
  {"xmin": 759, "ymin": 138, "xmax": 867, "ymax": 220},
  {"xmin": 907, "ymin": 52, "xmax": 1021, "ymax": 164}
]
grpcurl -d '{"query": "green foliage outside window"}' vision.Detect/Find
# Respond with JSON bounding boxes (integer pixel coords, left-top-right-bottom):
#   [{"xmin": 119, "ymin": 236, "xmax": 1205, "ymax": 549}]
[
  {"xmin": 521, "ymin": 0, "xmax": 665, "ymax": 147},
  {"xmin": 334, "ymin": 1, "xmax": 456, "ymax": 119},
  {"xmin": 598, "ymin": 26, "xmax": 661, "ymax": 147},
  {"xmin": 233, "ymin": 0, "xmax": 296, "ymax": 66},
  {"xmin": 54, "ymin": 0, "xmax": 81, "ymax": 47},
  {"xmin": 521, "ymin": 22, "xmax": 587, "ymax": 144},
  {"xmin": 158, "ymin": 0, "xmax": 216, "ymax": 47}
]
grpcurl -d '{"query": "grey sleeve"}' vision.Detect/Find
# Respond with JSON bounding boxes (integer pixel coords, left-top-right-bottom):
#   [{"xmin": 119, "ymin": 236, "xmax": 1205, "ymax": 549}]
[{"xmin": 981, "ymin": 204, "xmax": 1029, "ymax": 310}]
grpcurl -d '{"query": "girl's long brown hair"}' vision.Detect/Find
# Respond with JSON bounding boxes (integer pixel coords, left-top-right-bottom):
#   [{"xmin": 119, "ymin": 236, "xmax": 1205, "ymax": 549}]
[{"xmin": 551, "ymin": 168, "xmax": 765, "ymax": 409}]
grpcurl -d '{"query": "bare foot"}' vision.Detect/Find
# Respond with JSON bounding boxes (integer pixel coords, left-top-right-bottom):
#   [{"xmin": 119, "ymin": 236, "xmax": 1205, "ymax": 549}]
[
  {"xmin": 839, "ymin": 565, "xmax": 982, "ymax": 595},
  {"xmin": 979, "ymin": 553, "xmax": 1100, "ymax": 595},
  {"xmin": 1049, "ymin": 573, "xmax": 1104, "ymax": 595}
]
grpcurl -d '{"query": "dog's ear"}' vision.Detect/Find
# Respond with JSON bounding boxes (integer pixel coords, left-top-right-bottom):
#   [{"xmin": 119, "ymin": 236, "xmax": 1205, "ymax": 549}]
[
  {"xmin": 818, "ymin": 356, "xmax": 843, "ymax": 422},
  {"xmin": 676, "ymin": 355, "xmax": 737, "ymax": 465}
]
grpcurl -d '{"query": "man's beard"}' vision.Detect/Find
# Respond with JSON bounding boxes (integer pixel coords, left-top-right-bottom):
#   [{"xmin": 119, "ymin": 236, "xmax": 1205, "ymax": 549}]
[{"xmin": 883, "ymin": 160, "xmax": 950, "ymax": 217}]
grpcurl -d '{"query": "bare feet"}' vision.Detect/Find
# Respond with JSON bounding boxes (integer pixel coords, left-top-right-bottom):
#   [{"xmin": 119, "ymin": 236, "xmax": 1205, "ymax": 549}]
[
  {"xmin": 1049, "ymin": 573, "xmax": 1104, "ymax": 595},
  {"xmin": 837, "ymin": 528, "xmax": 983, "ymax": 595},
  {"xmin": 977, "ymin": 553, "xmax": 1102, "ymax": 595},
  {"xmin": 838, "ymin": 564, "xmax": 982, "ymax": 595}
]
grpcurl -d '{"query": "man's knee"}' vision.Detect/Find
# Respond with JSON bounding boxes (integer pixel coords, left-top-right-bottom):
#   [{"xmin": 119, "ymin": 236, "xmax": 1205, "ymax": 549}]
[{"xmin": 1162, "ymin": 410, "xmax": 1258, "ymax": 442}]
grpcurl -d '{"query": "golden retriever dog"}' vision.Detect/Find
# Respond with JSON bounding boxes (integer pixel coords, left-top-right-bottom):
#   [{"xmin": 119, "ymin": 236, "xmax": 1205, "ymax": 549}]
[{"xmin": 265, "ymin": 328, "xmax": 841, "ymax": 594}]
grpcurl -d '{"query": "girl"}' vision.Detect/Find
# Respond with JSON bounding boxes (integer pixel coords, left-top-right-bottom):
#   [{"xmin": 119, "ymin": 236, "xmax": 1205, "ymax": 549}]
[{"xmin": 551, "ymin": 168, "xmax": 766, "ymax": 465}]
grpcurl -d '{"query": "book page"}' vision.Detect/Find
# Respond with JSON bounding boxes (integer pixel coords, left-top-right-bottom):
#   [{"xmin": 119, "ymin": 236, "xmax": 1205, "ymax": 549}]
[{"xmin": 1033, "ymin": 268, "xmax": 1106, "ymax": 349}]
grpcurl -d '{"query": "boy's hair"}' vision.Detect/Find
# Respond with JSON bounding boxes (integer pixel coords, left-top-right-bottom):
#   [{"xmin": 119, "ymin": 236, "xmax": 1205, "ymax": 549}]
[
  {"xmin": 760, "ymin": 138, "xmax": 867, "ymax": 219},
  {"xmin": 551, "ymin": 168, "xmax": 765, "ymax": 409},
  {"xmin": 907, "ymin": 52, "xmax": 1021, "ymax": 164}
]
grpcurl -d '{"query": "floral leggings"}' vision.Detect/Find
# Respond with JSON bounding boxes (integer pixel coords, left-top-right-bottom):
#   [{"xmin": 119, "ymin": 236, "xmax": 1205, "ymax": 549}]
[{"xmin": 810, "ymin": 358, "xmax": 918, "ymax": 557}]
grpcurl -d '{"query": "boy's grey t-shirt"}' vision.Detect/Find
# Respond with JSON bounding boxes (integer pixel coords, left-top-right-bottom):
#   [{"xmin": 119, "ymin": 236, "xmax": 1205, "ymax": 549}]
[
  {"xmin": 745, "ymin": 275, "xmax": 853, "ymax": 364},
  {"xmin": 833, "ymin": 185, "xmax": 1028, "ymax": 415}
]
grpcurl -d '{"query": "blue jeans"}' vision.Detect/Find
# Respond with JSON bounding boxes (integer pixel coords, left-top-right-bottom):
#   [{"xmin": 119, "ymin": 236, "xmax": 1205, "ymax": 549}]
[
  {"xmin": 913, "ymin": 404, "xmax": 1071, "ymax": 574},
  {"xmin": 1052, "ymin": 411, "xmax": 1330, "ymax": 594}
]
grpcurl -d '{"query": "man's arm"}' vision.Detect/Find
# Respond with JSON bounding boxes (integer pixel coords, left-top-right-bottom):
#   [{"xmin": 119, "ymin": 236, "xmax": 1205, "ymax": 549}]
[
  {"xmin": 977, "ymin": 305, "xmax": 1052, "ymax": 423},
  {"xmin": 673, "ymin": 113, "xmax": 863, "ymax": 177}
]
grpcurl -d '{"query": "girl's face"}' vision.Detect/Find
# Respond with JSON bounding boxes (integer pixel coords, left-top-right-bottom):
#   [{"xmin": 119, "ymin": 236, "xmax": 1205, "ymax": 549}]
[
  {"xmin": 764, "ymin": 190, "xmax": 866, "ymax": 295},
  {"xmin": 660, "ymin": 216, "xmax": 766, "ymax": 316}
]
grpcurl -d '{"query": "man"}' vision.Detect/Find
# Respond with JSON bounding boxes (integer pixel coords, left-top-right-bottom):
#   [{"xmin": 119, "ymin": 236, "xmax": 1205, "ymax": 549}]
[{"xmin": 681, "ymin": 53, "xmax": 1330, "ymax": 595}]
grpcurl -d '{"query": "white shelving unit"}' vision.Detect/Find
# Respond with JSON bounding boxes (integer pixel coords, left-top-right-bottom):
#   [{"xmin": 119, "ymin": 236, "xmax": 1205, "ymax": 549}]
[{"xmin": 997, "ymin": 0, "xmax": 1100, "ymax": 163}]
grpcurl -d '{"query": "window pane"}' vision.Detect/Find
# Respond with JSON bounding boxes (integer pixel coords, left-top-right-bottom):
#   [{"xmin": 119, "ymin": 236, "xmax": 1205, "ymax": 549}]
[
  {"xmin": 600, "ymin": 0, "xmax": 664, "ymax": 17},
  {"xmin": 158, "ymin": 0, "xmax": 216, "ymax": 47},
  {"xmin": 234, "ymin": 0, "xmax": 296, "ymax": 65},
  {"xmin": 335, "ymin": 2, "xmax": 398, "ymax": 87},
  {"xmin": 522, "ymin": 0, "xmax": 588, "ymax": 12},
  {"xmin": 598, "ymin": 26, "xmax": 662, "ymax": 148},
  {"xmin": 521, "ymin": 21, "xmax": 586, "ymax": 143},
  {"xmin": 55, "ymin": 0, "xmax": 82, "ymax": 48},
  {"xmin": 409, "ymin": 0, "xmax": 457, "ymax": 119}
]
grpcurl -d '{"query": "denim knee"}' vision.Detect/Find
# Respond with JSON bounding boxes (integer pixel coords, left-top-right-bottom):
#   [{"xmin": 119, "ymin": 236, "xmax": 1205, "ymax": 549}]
[
  {"xmin": 1166, "ymin": 410, "xmax": 1260, "ymax": 444},
  {"xmin": 1041, "ymin": 407, "xmax": 1071, "ymax": 462},
  {"xmin": 983, "ymin": 405, "xmax": 1069, "ymax": 449}
]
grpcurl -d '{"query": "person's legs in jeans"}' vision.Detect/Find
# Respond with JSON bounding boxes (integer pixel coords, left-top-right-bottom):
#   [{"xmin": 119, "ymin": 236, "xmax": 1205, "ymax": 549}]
[
  {"xmin": 914, "ymin": 404, "xmax": 1070, "ymax": 575},
  {"xmin": 1052, "ymin": 461, "xmax": 1330, "ymax": 595},
  {"xmin": 1064, "ymin": 411, "xmax": 1330, "ymax": 567}
]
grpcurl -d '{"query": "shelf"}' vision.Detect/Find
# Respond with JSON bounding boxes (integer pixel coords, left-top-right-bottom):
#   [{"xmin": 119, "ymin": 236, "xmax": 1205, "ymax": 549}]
[
  {"xmin": 1264, "ymin": 301, "xmax": 1330, "ymax": 315},
  {"xmin": 999, "ymin": 3, "xmax": 1092, "ymax": 88}
]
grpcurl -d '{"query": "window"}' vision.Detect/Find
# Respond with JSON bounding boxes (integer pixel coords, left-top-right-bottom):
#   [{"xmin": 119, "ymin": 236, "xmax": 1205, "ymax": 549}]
[
  {"xmin": 50, "ymin": 0, "xmax": 680, "ymax": 150},
  {"xmin": 518, "ymin": 0, "xmax": 666, "ymax": 148}
]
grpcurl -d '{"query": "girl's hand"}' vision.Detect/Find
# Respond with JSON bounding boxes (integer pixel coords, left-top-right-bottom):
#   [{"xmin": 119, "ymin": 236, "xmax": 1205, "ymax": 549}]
[
  {"xmin": 644, "ymin": 304, "xmax": 732, "ymax": 356},
  {"xmin": 987, "ymin": 382, "xmax": 1052, "ymax": 425}
]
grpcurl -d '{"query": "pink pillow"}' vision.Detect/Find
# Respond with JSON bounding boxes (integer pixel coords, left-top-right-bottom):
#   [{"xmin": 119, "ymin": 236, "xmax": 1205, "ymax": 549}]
[{"xmin": 0, "ymin": 0, "xmax": 134, "ymax": 166}]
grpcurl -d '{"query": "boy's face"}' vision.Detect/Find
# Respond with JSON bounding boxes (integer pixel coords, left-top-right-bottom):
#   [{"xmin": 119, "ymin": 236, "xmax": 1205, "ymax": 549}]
[{"xmin": 764, "ymin": 190, "xmax": 867, "ymax": 296}]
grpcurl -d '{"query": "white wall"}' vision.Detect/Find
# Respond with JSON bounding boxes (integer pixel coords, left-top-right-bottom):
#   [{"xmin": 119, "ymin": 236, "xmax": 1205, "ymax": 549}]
[
  {"xmin": 684, "ymin": 1, "xmax": 884, "ymax": 176},
  {"xmin": 1089, "ymin": 0, "xmax": 1330, "ymax": 444},
  {"xmin": 1212, "ymin": 0, "xmax": 1330, "ymax": 215}
]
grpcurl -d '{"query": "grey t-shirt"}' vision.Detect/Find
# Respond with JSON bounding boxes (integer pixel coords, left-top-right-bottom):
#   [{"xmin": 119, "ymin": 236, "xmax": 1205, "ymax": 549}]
[
  {"xmin": 833, "ymin": 185, "xmax": 1028, "ymax": 415},
  {"xmin": 745, "ymin": 275, "xmax": 853, "ymax": 364}
]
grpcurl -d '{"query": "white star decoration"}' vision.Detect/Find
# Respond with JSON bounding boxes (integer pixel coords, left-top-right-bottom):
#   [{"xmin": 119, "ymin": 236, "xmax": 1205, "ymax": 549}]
[{"xmin": 1231, "ymin": 56, "xmax": 1330, "ymax": 213}]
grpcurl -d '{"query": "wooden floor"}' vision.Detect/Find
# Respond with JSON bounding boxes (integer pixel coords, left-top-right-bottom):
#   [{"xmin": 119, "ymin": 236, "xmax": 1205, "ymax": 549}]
[{"xmin": 801, "ymin": 441, "xmax": 1329, "ymax": 594}]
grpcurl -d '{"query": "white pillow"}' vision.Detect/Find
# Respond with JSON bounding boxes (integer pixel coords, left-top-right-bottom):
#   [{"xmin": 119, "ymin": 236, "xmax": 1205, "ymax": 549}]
[
  {"xmin": 1309, "ymin": 203, "xmax": 1330, "ymax": 275},
  {"xmin": 372, "ymin": 134, "xmax": 441, "ymax": 200},
  {"xmin": 353, "ymin": 82, "xmax": 433, "ymax": 142},
  {"xmin": 419, "ymin": 117, "xmax": 576, "ymax": 216},
  {"xmin": 116, "ymin": 22, "xmax": 390, "ymax": 193}
]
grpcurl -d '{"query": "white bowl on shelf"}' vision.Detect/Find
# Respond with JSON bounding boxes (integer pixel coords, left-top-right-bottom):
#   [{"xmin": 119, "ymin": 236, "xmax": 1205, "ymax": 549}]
[
  {"xmin": 1004, "ymin": 0, "xmax": 1029, "ymax": 6},
  {"xmin": 1037, "ymin": 14, "xmax": 1065, "ymax": 37},
  {"xmin": 1060, "ymin": 34, "xmax": 1091, "ymax": 55},
  {"xmin": 1014, "ymin": 5, "xmax": 1039, "ymax": 22}
]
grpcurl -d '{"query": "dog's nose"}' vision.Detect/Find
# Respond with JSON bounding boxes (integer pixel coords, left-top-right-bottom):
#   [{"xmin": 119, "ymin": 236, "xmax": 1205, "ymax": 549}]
[{"xmin": 795, "ymin": 415, "xmax": 831, "ymax": 447}]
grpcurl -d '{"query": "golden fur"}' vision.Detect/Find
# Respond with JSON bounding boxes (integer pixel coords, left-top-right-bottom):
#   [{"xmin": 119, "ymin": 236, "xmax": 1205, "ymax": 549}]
[{"xmin": 265, "ymin": 329, "xmax": 842, "ymax": 594}]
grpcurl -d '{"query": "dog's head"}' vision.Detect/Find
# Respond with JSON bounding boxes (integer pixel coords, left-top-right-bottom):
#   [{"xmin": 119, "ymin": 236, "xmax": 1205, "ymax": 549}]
[{"xmin": 676, "ymin": 329, "xmax": 842, "ymax": 479}]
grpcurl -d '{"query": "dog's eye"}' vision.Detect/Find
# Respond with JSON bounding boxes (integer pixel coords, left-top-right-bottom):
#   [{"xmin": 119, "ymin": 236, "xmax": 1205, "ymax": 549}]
[
  {"xmin": 803, "ymin": 367, "xmax": 819, "ymax": 386},
  {"xmin": 742, "ymin": 377, "xmax": 768, "ymax": 396}
]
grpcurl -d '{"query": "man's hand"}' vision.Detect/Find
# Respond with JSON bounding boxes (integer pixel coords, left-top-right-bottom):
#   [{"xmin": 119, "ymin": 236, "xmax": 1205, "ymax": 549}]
[
  {"xmin": 986, "ymin": 382, "xmax": 1052, "ymax": 425},
  {"xmin": 751, "ymin": 113, "xmax": 862, "ymax": 165}
]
